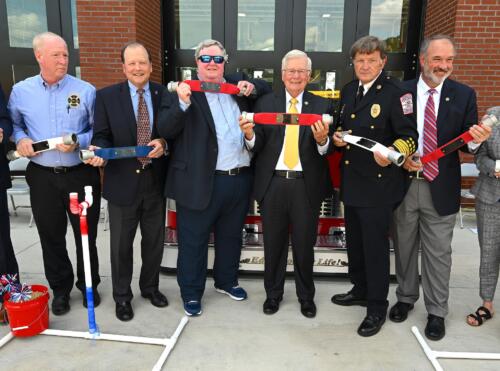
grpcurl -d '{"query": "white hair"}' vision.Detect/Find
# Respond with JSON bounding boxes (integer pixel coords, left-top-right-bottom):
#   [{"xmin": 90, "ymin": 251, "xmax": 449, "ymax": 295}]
[
  {"xmin": 281, "ymin": 50, "xmax": 312, "ymax": 71},
  {"xmin": 32, "ymin": 32, "xmax": 67, "ymax": 53}
]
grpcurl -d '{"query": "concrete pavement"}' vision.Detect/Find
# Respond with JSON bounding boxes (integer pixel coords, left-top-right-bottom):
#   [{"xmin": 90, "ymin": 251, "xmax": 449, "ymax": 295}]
[{"xmin": 1, "ymin": 199, "xmax": 499, "ymax": 371}]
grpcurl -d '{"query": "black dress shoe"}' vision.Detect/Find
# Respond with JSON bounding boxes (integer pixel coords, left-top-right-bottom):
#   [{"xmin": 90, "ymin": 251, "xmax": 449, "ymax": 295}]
[
  {"xmin": 52, "ymin": 294, "xmax": 70, "ymax": 316},
  {"xmin": 357, "ymin": 314, "xmax": 386, "ymax": 337},
  {"xmin": 141, "ymin": 290, "xmax": 169, "ymax": 308},
  {"xmin": 425, "ymin": 314, "xmax": 445, "ymax": 341},
  {"xmin": 299, "ymin": 299, "xmax": 317, "ymax": 318},
  {"xmin": 83, "ymin": 290, "xmax": 101, "ymax": 308},
  {"xmin": 115, "ymin": 302, "xmax": 134, "ymax": 321},
  {"xmin": 263, "ymin": 297, "xmax": 282, "ymax": 315},
  {"xmin": 331, "ymin": 291, "xmax": 367, "ymax": 307},
  {"xmin": 389, "ymin": 302, "xmax": 414, "ymax": 323}
]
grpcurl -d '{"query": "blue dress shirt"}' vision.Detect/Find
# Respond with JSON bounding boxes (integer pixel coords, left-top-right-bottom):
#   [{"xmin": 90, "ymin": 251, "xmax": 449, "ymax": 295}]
[
  {"xmin": 205, "ymin": 92, "xmax": 250, "ymax": 170},
  {"xmin": 9, "ymin": 74, "xmax": 96, "ymax": 167}
]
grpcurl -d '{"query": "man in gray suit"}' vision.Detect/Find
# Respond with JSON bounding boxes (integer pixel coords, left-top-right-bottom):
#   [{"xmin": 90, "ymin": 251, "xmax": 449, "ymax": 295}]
[{"xmin": 389, "ymin": 35, "xmax": 491, "ymax": 341}]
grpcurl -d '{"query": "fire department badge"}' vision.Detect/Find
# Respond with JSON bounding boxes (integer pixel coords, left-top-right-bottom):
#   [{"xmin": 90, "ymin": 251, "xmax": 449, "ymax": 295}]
[
  {"xmin": 400, "ymin": 93, "xmax": 413, "ymax": 115},
  {"xmin": 371, "ymin": 104, "xmax": 380, "ymax": 118},
  {"xmin": 67, "ymin": 94, "xmax": 80, "ymax": 108}
]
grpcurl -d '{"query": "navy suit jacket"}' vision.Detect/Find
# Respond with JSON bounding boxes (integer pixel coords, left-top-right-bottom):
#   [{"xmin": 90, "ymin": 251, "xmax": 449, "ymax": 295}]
[
  {"xmin": 0, "ymin": 84, "xmax": 12, "ymax": 190},
  {"xmin": 337, "ymin": 72, "xmax": 418, "ymax": 207},
  {"xmin": 157, "ymin": 72, "xmax": 270, "ymax": 210},
  {"xmin": 402, "ymin": 78, "xmax": 478, "ymax": 215},
  {"xmin": 92, "ymin": 81, "xmax": 167, "ymax": 206},
  {"xmin": 251, "ymin": 90, "xmax": 334, "ymax": 208}
]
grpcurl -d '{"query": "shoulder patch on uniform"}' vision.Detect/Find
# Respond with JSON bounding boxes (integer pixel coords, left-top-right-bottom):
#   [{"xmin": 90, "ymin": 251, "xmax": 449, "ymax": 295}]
[{"xmin": 400, "ymin": 93, "xmax": 413, "ymax": 115}]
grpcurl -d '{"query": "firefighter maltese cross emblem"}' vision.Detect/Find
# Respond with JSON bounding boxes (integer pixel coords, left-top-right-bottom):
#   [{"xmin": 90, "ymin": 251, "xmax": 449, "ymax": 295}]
[{"xmin": 67, "ymin": 94, "xmax": 80, "ymax": 108}]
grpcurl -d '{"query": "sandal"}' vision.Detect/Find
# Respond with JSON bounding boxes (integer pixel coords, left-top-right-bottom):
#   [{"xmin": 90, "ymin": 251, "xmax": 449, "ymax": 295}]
[{"xmin": 467, "ymin": 306, "xmax": 493, "ymax": 326}]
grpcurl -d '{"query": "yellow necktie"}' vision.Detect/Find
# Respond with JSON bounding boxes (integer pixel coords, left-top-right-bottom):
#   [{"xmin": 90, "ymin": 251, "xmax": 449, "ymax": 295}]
[{"xmin": 284, "ymin": 98, "xmax": 299, "ymax": 169}]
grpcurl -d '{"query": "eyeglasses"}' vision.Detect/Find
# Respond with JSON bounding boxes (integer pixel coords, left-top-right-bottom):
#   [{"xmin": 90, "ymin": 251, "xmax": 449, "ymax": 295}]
[
  {"xmin": 198, "ymin": 55, "xmax": 226, "ymax": 64},
  {"xmin": 283, "ymin": 69, "xmax": 310, "ymax": 76}
]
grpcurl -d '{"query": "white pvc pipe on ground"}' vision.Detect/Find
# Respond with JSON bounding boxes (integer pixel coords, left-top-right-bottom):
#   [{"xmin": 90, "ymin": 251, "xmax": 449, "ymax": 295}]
[
  {"xmin": 412, "ymin": 326, "xmax": 443, "ymax": 371},
  {"xmin": 1, "ymin": 316, "xmax": 188, "ymax": 370},
  {"xmin": 434, "ymin": 351, "xmax": 500, "ymax": 360},
  {"xmin": 152, "ymin": 316, "xmax": 189, "ymax": 371},
  {"xmin": 0, "ymin": 331, "xmax": 14, "ymax": 349},
  {"xmin": 412, "ymin": 325, "xmax": 500, "ymax": 371},
  {"xmin": 41, "ymin": 328, "xmax": 169, "ymax": 345}
]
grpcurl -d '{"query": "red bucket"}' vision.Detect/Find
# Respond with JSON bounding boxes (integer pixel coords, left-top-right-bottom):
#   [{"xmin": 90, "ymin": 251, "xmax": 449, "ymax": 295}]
[{"xmin": 4, "ymin": 284, "xmax": 50, "ymax": 337}]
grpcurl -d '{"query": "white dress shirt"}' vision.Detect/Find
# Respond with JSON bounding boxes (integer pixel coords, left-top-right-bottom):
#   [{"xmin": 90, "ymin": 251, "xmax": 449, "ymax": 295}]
[{"xmin": 416, "ymin": 76, "xmax": 479, "ymax": 156}]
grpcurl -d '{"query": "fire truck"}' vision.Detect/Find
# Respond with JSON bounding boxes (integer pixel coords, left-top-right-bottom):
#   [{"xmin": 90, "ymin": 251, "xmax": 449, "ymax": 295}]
[{"xmin": 162, "ymin": 150, "xmax": 397, "ymax": 275}]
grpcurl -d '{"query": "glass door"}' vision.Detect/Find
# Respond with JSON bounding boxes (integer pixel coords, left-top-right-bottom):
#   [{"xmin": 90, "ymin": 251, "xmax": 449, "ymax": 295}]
[
  {"xmin": 163, "ymin": 0, "xmax": 423, "ymax": 91},
  {"xmin": 0, "ymin": 0, "xmax": 80, "ymax": 95}
]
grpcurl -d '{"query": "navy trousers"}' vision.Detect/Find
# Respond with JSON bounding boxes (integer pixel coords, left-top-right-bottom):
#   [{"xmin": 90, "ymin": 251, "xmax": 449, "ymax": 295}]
[
  {"xmin": 176, "ymin": 169, "xmax": 252, "ymax": 302},
  {"xmin": 344, "ymin": 204, "xmax": 392, "ymax": 316}
]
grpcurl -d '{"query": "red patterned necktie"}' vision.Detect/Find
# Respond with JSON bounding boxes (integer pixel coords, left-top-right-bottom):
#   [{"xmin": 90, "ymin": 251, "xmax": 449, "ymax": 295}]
[
  {"xmin": 423, "ymin": 88, "xmax": 438, "ymax": 181},
  {"xmin": 137, "ymin": 89, "xmax": 151, "ymax": 166}
]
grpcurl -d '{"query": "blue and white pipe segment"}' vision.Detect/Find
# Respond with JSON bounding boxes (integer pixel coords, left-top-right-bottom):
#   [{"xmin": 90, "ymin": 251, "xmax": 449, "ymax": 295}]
[
  {"xmin": 69, "ymin": 186, "xmax": 99, "ymax": 336},
  {"xmin": 79, "ymin": 146, "xmax": 152, "ymax": 161}
]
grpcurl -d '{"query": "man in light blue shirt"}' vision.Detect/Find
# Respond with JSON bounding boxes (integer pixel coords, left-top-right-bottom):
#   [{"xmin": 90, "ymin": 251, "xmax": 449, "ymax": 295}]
[
  {"xmin": 157, "ymin": 39, "xmax": 270, "ymax": 316},
  {"xmin": 8, "ymin": 32, "xmax": 101, "ymax": 316}
]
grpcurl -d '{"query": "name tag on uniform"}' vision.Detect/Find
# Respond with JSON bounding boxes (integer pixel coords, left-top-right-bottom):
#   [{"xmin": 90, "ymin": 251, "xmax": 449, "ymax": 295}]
[{"xmin": 400, "ymin": 93, "xmax": 413, "ymax": 115}]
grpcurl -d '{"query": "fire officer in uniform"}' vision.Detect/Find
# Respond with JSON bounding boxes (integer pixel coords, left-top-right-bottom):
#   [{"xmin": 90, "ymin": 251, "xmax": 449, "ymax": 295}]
[{"xmin": 331, "ymin": 36, "xmax": 418, "ymax": 337}]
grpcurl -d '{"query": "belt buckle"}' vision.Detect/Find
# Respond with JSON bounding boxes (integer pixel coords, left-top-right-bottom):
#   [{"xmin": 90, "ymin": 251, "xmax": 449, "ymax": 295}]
[
  {"xmin": 53, "ymin": 166, "xmax": 65, "ymax": 174},
  {"xmin": 228, "ymin": 168, "xmax": 238, "ymax": 176},
  {"xmin": 415, "ymin": 170, "xmax": 423, "ymax": 179},
  {"xmin": 141, "ymin": 162, "xmax": 151, "ymax": 170},
  {"xmin": 285, "ymin": 171, "xmax": 292, "ymax": 179}
]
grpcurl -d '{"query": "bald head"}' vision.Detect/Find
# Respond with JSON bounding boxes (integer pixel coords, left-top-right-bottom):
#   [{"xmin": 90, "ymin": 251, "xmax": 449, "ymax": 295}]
[
  {"xmin": 33, "ymin": 32, "xmax": 67, "ymax": 53},
  {"xmin": 33, "ymin": 32, "xmax": 69, "ymax": 85}
]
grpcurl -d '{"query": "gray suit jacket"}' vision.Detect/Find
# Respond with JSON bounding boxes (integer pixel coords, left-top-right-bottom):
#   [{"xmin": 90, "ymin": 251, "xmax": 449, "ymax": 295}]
[{"xmin": 471, "ymin": 125, "xmax": 500, "ymax": 204}]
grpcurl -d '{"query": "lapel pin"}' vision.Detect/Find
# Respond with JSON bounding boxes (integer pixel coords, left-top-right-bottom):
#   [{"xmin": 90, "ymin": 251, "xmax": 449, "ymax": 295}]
[
  {"xmin": 445, "ymin": 97, "xmax": 450, "ymax": 101},
  {"xmin": 376, "ymin": 85, "xmax": 382, "ymax": 90},
  {"xmin": 304, "ymin": 101, "xmax": 309, "ymax": 106}
]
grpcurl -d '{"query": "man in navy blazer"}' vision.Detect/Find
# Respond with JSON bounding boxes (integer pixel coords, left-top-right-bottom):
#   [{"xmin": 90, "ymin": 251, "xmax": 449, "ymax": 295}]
[
  {"xmin": 157, "ymin": 39, "xmax": 270, "ymax": 316},
  {"xmin": 0, "ymin": 83, "xmax": 19, "ymax": 322},
  {"xmin": 239, "ymin": 50, "xmax": 334, "ymax": 318},
  {"xmin": 389, "ymin": 35, "xmax": 491, "ymax": 340},
  {"xmin": 87, "ymin": 42, "xmax": 168, "ymax": 321}
]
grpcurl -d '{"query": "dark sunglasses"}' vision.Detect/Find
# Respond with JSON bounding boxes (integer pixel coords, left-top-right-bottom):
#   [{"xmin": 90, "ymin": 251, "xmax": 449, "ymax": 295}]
[{"xmin": 198, "ymin": 55, "xmax": 226, "ymax": 64}]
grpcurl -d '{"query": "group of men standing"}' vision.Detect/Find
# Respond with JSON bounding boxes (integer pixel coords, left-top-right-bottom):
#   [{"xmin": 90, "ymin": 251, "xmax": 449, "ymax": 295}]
[
  {"xmin": 329, "ymin": 34, "xmax": 490, "ymax": 339},
  {"xmin": 1, "ymin": 30, "xmax": 491, "ymax": 342}
]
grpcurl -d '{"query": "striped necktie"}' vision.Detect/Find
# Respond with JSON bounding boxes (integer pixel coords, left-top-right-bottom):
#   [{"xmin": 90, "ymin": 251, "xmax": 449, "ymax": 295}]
[
  {"xmin": 423, "ymin": 88, "xmax": 438, "ymax": 181},
  {"xmin": 283, "ymin": 97, "xmax": 299, "ymax": 169},
  {"xmin": 137, "ymin": 89, "xmax": 151, "ymax": 166}
]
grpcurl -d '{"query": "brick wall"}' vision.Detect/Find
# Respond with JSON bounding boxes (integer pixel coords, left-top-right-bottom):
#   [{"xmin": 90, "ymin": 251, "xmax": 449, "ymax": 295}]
[
  {"xmin": 424, "ymin": 0, "xmax": 500, "ymax": 115},
  {"xmin": 423, "ymin": 0, "xmax": 500, "ymax": 208},
  {"xmin": 424, "ymin": 0, "xmax": 458, "ymax": 37},
  {"xmin": 76, "ymin": 0, "xmax": 162, "ymax": 89},
  {"xmin": 135, "ymin": 2, "xmax": 163, "ymax": 84},
  {"xmin": 454, "ymin": 0, "xmax": 500, "ymax": 116}
]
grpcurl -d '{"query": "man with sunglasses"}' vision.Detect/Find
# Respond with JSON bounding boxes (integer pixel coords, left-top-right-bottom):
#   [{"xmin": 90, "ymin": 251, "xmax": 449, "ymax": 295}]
[{"xmin": 157, "ymin": 39, "xmax": 270, "ymax": 316}]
